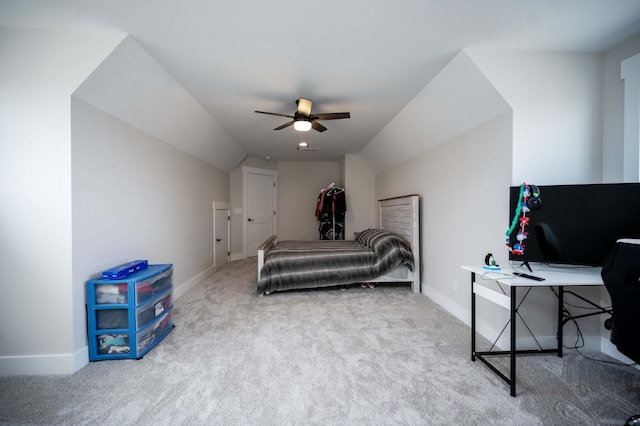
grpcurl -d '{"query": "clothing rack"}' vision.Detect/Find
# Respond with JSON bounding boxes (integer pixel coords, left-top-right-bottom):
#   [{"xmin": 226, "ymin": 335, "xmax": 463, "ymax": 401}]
[{"xmin": 316, "ymin": 183, "xmax": 346, "ymax": 240}]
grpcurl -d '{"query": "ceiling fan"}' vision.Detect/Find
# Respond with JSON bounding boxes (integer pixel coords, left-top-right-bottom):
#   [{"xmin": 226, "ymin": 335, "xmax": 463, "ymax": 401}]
[{"xmin": 255, "ymin": 98, "xmax": 350, "ymax": 132}]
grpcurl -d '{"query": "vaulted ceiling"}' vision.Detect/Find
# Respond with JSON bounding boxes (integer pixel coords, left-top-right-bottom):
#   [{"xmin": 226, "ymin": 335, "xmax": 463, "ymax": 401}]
[{"xmin": 2, "ymin": 1, "xmax": 640, "ymax": 163}]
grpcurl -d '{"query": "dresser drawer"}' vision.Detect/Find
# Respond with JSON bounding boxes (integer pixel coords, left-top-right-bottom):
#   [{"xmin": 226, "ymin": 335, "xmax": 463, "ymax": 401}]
[
  {"xmin": 136, "ymin": 290, "xmax": 172, "ymax": 330},
  {"xmin": 134, "ymin": 268, "xmax": 172, "ymax": 304},
  {"xmin": 94, "ymin": 284, "xmax": 127, "ymax": 304},
  {"xmin": 95, "ymin": 308, "xmax": 128, "ymax": 330},
  {"xmin": 96, "ymin": 333, "xmax": 130, "ymax": 355},
  {"xmin": 92, "ymin": 266, "xmax": 172, "ymax": 305},
  {"xmin": 136, "ymin": 310, "xmax": 173, "ymax": 355}
]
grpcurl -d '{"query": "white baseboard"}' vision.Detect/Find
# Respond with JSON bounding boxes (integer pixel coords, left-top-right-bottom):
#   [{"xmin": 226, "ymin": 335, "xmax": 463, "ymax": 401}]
[
  {"xmin": 423, "ymin": 285, "xmax": 602, "ymax": 353},
  {"xmin": 8, "ymin": 274, "xmax": 629, "ymax": 378},
  {"xmin": 424, "ymin": 285, "xmax": 512, "ymax": 350},
  {"xmin": 230, "ymin": 253, "xmax": 245, "ymax": 262},
  {"xmin": 0, "ymin": 345, "xmax": 88, "ymax": 377},
  {"xmin": 173, "ymin": 264, "xmax": 217, "ymax": 300},
  {"xmin": 423, "ymin": 284, "xmax": 470, "ymax": 326},
  {"xmin": 2, "ymin": 265, "xmax": 219, "ymax": 377},
  {"xmin": 422, "ymin": 285, "xmax": 640, "ymax": 362}
]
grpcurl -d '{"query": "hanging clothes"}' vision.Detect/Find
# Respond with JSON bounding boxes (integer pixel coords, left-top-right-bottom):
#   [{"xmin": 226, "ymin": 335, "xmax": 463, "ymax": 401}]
[{"xmin": 316, "ymin": 183, "xmax": 346, "ymax": 240}]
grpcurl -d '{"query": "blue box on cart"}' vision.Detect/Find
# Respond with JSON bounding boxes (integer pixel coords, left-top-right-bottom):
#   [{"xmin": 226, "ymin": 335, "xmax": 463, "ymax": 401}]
[{"xmin": 101, "ymin": 260, "xmax": 148, "ymax": 280}]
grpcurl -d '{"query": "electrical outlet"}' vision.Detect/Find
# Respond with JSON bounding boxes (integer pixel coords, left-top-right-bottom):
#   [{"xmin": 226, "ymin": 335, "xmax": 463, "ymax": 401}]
[{"xmin": 452, "ymin": 279, "xmax": 458, "ymax": 293}]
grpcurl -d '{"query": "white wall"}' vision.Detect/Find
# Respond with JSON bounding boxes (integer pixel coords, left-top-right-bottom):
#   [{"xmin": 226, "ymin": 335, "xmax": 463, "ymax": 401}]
[
  {"xmin": 376, "ymin": 115, "xmax": 514, "ymax": 334},
  {"xmin": 359, "ymin": 51, "xmax": 518, "ymax": 347},
  {"xmin": 229, "ymin": 159, "xmax": 341, "ymax": 256},
  {"xmin": 1, "ymin": 28, "xmax": 234, "ymax": 376},
  {"xmin": 599, "ymin": 37, "xmax": 640, "ymax": 359},
  {"xmin": 70, "ymin": 37, "xmax": 235, "ymax": 372},
  {"xmin": 602, "ymin": 35, "xmax": 640, "ymax": 183},
  {"xmin": 373, "ymin": 49, "xmax": 610, "ymax": 351},
  {"xmin": 231, "ymin": 157, "xmax": 373, "ymax": 254},
  {"xmin": 3, "ymin": 25, "xmax": 637, "ymax": 376},
  {"xmin": 468, "ymin": 48, "xmax": 640, "ymax": 356},
  {"xmin": 276, "ymin": 161, "xmax": 341, "ymax": 240},
  {"xmin": 359, "ymin": 48, "xmax": 517, "ymax": 340},
  {"xmin": 343, "ymin": 154, "xmax": 376, "ymax": 238},
  {"xmin": 0, "ymin": 28, "xmax": 124, "ymax": 375},
  {"xmin": 467, "ymin": 50, "xmax": 604, "ymax": 185},
  {"xmin": 71, "ymin": 100, "xmax": 230, "ymax": 354}
]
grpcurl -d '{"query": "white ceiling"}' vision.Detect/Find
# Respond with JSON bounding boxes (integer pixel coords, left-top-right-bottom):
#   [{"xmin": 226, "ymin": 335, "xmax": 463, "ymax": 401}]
[{"xmin": 2, "ymin": 0, "xmax": 640, "ymax": 163}]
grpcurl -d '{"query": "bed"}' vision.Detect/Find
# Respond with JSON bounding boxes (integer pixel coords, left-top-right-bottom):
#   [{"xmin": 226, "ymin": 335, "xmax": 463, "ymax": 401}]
[{"xmin": 257, "ymin": 194, "xmax": 420, "ymax": 296}]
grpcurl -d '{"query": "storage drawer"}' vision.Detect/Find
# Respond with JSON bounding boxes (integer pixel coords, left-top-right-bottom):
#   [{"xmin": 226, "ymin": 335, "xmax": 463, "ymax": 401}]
[
  {"xmin": 136, "ymin": 291, "xmax": 172, "ymax": 330},
  {"xmin": 135, "ymin": 268, "xmax": 172, "ymax": 304},
  {"xmin": 94, "ymin": 283, "xmax": 127, "ymax": 304},
  {"xmin": 96, "ymin": 333, "xmax": 130, "ymax": 355},
  {"xmin": 91, "ymin": 265, "xmax": 173, "ymax": 305},
  {"xmin": 95, "ymin": 308, "xmax": 128, "ymax": 330},
  {"xmin": 137, "ymin": 310, "xmax": 173, "ymax": 355}
]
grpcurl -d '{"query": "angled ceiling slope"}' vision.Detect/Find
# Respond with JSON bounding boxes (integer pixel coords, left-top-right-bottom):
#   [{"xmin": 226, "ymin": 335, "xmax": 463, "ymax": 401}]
[
  {"xmin": 73, "ymin": 36, "xmax": 247, "ymax": 172},
  {"xmin": 360, "ymin": 51, "xmax": 512, "ymax": 174}
]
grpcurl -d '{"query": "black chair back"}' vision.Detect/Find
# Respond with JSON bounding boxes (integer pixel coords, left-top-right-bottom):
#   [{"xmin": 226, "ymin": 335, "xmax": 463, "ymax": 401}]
[{"xmin": 601, "ymin": 239, "xmax": 640, "ymax": 364}]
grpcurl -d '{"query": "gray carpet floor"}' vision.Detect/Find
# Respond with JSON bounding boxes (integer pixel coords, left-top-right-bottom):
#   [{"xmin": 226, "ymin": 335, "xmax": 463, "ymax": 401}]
[{"xmin": 1, "ymin": 257, "xmax": 638, "ymax": 425}]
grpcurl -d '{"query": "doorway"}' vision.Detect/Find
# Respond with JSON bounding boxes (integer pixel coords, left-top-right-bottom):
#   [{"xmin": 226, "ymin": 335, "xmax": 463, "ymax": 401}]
[
  {"xmin": 243, "ymin": 167, "xmax": 278, "ymax": 257},
  {"xmin": 213, "ymin": 201, "xmax": 230, "ymax": 269}
]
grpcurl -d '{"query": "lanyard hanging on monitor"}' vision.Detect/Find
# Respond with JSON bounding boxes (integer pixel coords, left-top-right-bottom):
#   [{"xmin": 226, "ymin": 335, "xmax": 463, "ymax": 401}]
[{"xmin": 506, "ymin": 182, "xmax": 541, "ymax": 256}]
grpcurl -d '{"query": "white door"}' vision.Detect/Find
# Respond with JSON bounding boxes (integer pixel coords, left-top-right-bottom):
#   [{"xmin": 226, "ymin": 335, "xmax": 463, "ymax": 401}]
[
  {"xmin": 246, "ymin": 172, "xmax": 277, "ymax": 257},
  {"xmin": 213, "ymin": 202, "xmax": 230, "ymax": 269}
]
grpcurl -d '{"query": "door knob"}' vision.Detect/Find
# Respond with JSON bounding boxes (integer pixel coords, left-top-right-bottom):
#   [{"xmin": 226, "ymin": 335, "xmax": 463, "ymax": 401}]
[
  {"xmin": 216, "ymin": 238, "xmax": 222, "ymax": 242},
  {"xmin": 248, "ymin": 218, "xmax": 254, "ymax": 221}
]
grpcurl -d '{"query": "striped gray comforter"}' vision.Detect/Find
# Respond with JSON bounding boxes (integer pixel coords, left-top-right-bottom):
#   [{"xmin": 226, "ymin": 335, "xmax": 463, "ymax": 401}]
[{"xmin": 258, "ymin": 229, "xmax": 414, "ymax": 295}]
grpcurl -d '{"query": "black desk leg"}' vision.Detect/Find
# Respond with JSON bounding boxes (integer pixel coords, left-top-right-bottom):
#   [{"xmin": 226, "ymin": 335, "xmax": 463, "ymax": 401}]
[
  {"xmin": 558, "ymin": 286, "xmax": 564, "ymax": 358},
  {"xmin": 510, "ymin": 285, "xmax": 516, "ymax": 397},
  {"xmin": 471, "ymin": 272, "xmax": 476, "ymax": 362}
]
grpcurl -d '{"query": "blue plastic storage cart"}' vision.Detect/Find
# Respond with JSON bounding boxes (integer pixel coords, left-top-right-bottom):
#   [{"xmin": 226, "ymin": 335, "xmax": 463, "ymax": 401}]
[{"xmin": 86, "ymin": 264, "xmax": 174, "ymax": 360}]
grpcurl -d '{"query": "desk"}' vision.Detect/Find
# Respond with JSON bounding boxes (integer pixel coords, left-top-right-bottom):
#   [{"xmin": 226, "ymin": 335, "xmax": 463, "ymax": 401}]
[{"xmin": 461, "ymin": 265, "xmax": 605, "ymax": 397}]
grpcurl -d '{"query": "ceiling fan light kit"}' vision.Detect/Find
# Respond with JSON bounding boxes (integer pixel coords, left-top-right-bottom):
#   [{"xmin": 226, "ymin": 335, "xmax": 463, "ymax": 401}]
[
  {"xmin": 255, "ymin": 98, "xmax": 350, "ymax": 133},
  {"xmin": 293, "ymin": 120, "xmax": 312, "ymax": 131}
]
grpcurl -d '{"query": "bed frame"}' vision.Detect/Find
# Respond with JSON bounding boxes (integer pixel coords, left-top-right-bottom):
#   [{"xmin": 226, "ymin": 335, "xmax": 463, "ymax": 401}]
[{"xmin": 258, "ymin": 194, "xmax": 421, "ymax": 293}]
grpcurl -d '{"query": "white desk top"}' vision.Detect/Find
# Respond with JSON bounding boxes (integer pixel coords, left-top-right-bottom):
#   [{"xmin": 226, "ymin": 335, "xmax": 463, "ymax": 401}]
[{"xmin": 461, "ymin": 264, "xmax": 604, "ymax": 287}]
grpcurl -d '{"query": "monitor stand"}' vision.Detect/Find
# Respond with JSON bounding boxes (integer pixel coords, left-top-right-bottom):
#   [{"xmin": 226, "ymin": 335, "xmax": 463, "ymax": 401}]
[{"xmin": 521, "ymin": 261, "xmax": 533, "ymax": 273}]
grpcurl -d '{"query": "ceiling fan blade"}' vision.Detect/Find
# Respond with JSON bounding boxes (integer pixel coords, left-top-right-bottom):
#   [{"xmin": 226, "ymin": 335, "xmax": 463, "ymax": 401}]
[
  {"xmin": 311, "ymin": 120, "xmax": 327, "ymax": 132},
  {"xmin": 296, "ymin": 98, "xmax": 312, "ymax": 117},
  {"xmin": 274, "ymin": 121, "xmax": 294, "ymax": 131},
  {"xmin": 255, "ymin": 110, "xmax": 295, "ymax": 119},
  {"xmin": 312, "ymin": 112, "xmax": 350, "ymax": 121}
]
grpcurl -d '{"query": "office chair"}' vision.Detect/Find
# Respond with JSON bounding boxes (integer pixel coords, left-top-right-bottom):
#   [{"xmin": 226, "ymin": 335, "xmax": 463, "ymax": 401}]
[{"xmin": 601, "ymin": 239, "xmax": 640, "ymax": 426}]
